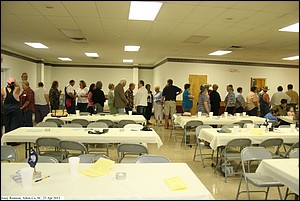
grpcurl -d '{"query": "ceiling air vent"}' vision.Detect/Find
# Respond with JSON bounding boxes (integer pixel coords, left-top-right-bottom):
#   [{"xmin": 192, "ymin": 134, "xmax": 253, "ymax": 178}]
[
  {"xmin": 229, "ymin": 45, "xmax": 244, "ymax": 50},
  {"xmin": 70, "ymin": 38, "xmax": 87, "ymax": 43}
]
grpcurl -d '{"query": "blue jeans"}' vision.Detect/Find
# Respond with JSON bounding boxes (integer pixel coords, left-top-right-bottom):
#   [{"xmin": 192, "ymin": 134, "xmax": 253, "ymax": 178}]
[
  {"xmin": 182, "ymin": 107, "xmax": 192, "ymax": 112},
  {"xmin": 22, "ymin": 110, "xmax": 33, "ymax": 127}
]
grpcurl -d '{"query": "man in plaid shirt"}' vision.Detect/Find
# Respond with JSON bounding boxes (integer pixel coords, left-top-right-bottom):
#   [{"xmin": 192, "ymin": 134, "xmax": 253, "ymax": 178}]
[{"xmin": 20, "ymin": 81, "xmax": 35, "ymax": 127}]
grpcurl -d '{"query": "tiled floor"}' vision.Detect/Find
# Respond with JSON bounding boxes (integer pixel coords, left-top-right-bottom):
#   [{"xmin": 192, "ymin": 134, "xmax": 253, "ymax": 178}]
[{"xmin": 10, "ymin": 118, "xmax": 294, "ymax": 200}]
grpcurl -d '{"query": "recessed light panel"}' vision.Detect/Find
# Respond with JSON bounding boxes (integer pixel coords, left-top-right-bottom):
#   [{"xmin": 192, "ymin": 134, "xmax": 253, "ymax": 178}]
[
  {"xmin": 209, "ymin": 50, "xmax": 232, "ymax": 56},
  {"xmin": 124, "ymin": 45, "xmax": 140, "ymax": 51},
  {"xmin": 129, "ymin": 1, "xmax": 162, "ymax": 21},
  {"xmin": 25, "ymin": 42, "xmax": 48, "ymax": 49},
  {"xmin": 58, "ymin": 57, "xmax": 72, "ymax": 61},
  {"xmin": 85, "ymin": 53, "xmax": 99, "ymax": 57},
  {"xmin": 123, "ymin": 59, "xmax": 134, "ymax": 63},
  {"xmin": 282, "ymin": 56, "xmax": 299, "ymax": 60},
  {"xmin": 279, "ymin": 22, "xmax": 299, "ymax": 32}
]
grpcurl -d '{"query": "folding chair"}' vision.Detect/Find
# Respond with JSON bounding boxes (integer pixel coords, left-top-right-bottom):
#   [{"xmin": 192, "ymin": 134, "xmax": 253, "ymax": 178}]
[
  {"xmin": 215, "ymin": 138, "xmax": 252, "ymax": 183},
  {"xmin": 87, "ymin": 122, "xmax": 109, "ymax": 128},
  {"xmin": 258, "ymin": 138, "xmax": 283, "ymax": 158},
  {"xmin": 117, "ymin": 143, "xmax": 148, "ymax": 163},
  {"xmin": 23, "ymin": 155, "xmax": 59, "ymax": 163},
  {"xmin": 236, "ymin": 147, "xmax": 284, "ymax": 200},
  {"xmin": 71, "ymin": 119, "xmax": 89, "ymax": 127},
  {"xmin": 61, "ymin": 123, "xmax": 82, "ymax": 128},
  {"xmin": 182, "ymin": 120, "xmax": 203, "ymax": 147},
  {"xmin": 45, "ymin": 118, "xmax": 65, "ymax": 127},
  {"xmin": 78, "ymin": 153, "xmax": 110, "ymax": 163},
  {"xmin": 96, "ymin": 119, "xmax": 114, "ymax": 128},
  {"xmin": 280, "ymin": 141, "xmax": 299, "ymax": 158},
  {"xmin": 59, "ymin": 140, "xmax": 88, "ymax": 162},
  {"xmin": 193, "ymin": 125, "xmax": 214, "ymax": 168},
  {"xmin": 118, "ymin": 120, "xmax": 137, "ymax": 128},
  {"xmin": 36, "ymin": 137, "xmax": 61, "ymax": 162},
  {"xmin": 36, "ymin": 122, "xmax": 58, "ymax": 127},
  {"xmin": 135, "ymin": 155, "xmax": 171, "ymax": 163},
  {"xmin": 1, "ymin": 145, "xmax": 17, "ymax": 162},
  {"xmin": 170, "ymin": 114, "xmax": 182, "ymax": 142}
]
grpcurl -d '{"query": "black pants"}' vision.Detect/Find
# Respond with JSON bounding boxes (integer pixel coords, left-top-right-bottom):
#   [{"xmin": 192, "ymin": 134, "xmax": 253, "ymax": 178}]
[
  {"xmin": 136, "ymin": 106, "xmax": 146, "ymax": 116},
  {"xmin": 77, "ymin": 103, "xmax": 88, "ymax": 112},
  {"xmin": 3, "ymin": 103, "xmax": 22, "ymax": 133},
  {"xmin": 236, "ymin": 107, "xmax": 244, "ymax": 113},
  {"xmin": 248, "ymin": 107, "xmax": 258, "ymax": 116},
  {"xmin": 145, "ymin": 104, "xmax": 153, "ymax": 120},
  {"xmin": 226, "ymin": 107, "xmax": 235, "ymax": 115}
]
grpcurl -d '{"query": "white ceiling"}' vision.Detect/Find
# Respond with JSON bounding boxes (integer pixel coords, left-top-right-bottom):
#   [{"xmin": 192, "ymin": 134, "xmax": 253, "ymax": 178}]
[{"xmin": 1, "ymin": 1, "xmax": 299, "ymax": 67}]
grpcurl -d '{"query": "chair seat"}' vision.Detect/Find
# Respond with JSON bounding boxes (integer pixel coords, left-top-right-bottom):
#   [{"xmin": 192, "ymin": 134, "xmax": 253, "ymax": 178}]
[
  {"xmin": 120, "ymin": 156, "xmax": 139, "ymax": 163},
  {"xmin": 225, "ymin": 153, "xmax": 242, "ymax": 160},
  {"xmin": 245, "ymin": 173, "xmax": 284, "ymax": 187}
]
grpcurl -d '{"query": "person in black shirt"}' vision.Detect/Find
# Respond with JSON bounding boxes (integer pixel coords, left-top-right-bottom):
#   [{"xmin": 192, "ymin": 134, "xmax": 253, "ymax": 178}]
[
  {"xmin": 162, "ymin": 79, "xmax": 182, "ymax": 129},
  {"xmin": 92, "ymin": 81, "xmax": 105, "ymax": 113},
  {"xmin": 209, "ymin": 84, "xmax": 221, "ymax": 116}
]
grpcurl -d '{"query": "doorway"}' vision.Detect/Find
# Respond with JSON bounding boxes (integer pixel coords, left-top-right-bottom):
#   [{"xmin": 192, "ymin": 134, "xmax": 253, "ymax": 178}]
[
  {"xmin": 250, "ymin": 77, "xmax": 266, "ymax": 90},
  {"xmin": 188, "ymin": 74, "xmax": 207, "ymax": 115}
]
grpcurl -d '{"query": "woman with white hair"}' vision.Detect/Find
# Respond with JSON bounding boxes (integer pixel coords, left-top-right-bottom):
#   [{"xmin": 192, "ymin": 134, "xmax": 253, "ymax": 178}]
[{"xmin": 153, "ymin": 86, "xmax": 163, "ymax": 126}]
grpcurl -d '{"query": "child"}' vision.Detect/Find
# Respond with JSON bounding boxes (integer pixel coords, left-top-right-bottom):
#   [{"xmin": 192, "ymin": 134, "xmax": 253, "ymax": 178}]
[{"xmin": 287, "ymin": 105, "xmax": 295, "ymax": 116}]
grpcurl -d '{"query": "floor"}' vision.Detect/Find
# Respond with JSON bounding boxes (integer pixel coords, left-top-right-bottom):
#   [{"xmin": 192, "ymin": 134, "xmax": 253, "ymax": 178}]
[{"xmin": 10, "ymin": 117, "xmax": 294, "ymax": 200}]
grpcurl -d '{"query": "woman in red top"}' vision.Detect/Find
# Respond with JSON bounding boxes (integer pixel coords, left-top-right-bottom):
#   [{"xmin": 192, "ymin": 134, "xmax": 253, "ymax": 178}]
[{"xmin": 20, "ymin": 81, "xmax": 35, "ymax": 126}]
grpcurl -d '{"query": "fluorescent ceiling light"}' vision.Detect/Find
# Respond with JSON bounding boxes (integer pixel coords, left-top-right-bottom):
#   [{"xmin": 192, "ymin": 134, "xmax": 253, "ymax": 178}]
[
  {"xmin": 124, "ymin": 45, "xmax": 140, "ymax": 51},
  {"xmin": 129, "ymin": 1, "xmax": 162, "ymax": 21},
  {"xmin": 25, "ymin": 42, "xmax": 48, "ymax": 49},
  {"xmin": 58, "ymin": 57, "xmax": 72, "ymax": 61},
  {"xmin": 279, "ymin": 22, "xmax": 299, "ymax": 32},
  {"xmin": 209, "ymin": 50, "xmax": 232, "ymax": 56},
  {"xmin": 282, "ymin": 56, "xmax": 299, "ymax": 60},
  {"xmin": 123, "ymin": 59, "xmax": 133, "ymax": 63},
  {"xmin": 85, "ymin": 53, "xmax": 99, "ymax": 57}
]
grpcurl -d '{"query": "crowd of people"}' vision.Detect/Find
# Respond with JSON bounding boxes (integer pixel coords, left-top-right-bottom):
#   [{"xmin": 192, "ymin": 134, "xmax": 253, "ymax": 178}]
[{"xmin": 1, "ymin": 72, "xmax": 299, "ymax": 137}]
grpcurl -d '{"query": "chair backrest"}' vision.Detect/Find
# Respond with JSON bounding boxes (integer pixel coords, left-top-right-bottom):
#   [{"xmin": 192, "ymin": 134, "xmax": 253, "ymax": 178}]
[
  {"xmin": 45, "ymin": 118, "xmax": 65, "ymax": 127},
  {"xmin": 23, "ymin": 156, "xmax": 59, "ymax": 163},
  {"xmin": 289, "ymin": 148, "xmax": 299, "ymax": 158},
  {"xmin": 117, "ymin": 143, "xmax": 148, "ymax": 162},
  {"xmin": 238, "ymin": 120, "xmax": 253, "ymax": 127},
  {"xmin": 36, "ymin": 122, "xmax": 58, "ymax": 127},
  {"xmin": 185, "ymin": 120, "xmax": 203, "ymax": 128},
  {"xmin": 118, "ymin": 120, "xmax": 137, "ymax": 128},
  {"xmin": 96, "ymin": 119, "xmax": 114, "ymax": 128},
  {"xmin": 59, "ymin": 140, "xmax": 88, "ymax": 160},
  {"xmin": 78, "ymin": 153, "xmax": 110, "ymax": 163},
  {"xmin": 285, "ymin": 142, "xmax": 299, "ymax": 158},
  {"xmin": 87, "ymin": 122, "xmax": 109, "ymax": 128},
  {"xmin": 124, "ymin": 124, "xmax": 143, "ymax": 130},
  {"xmin": 61, "ymin": 123, "xmax": 83, "ymax": 128},
  {"xmin": 259, "ymin": 138, "xmax": 283, "ymax": 156},
  {"xmin": 224, "ymin": 138, "xmax": 252, "ymax": 154},
  {"xmin": 36, "ymin": 137, "xmax": 61, "ymax": 155},
  {"xmin": 195, "ymin": 125, "xmax": 212, "ymax": 137},
  {"xmin": 241, "ymin": 147, "xmax": 272, "ymax": 172},
  {"xmin": 1, "ymin": 145, "xmax": 17, "ymax": 162},
  {"xmin": 135, "ymin": 155, "xmax": 171, "ymax": 163},
  {"xmin": 71, "ymin": 119, "xmax": 89, "ymax": 127}
]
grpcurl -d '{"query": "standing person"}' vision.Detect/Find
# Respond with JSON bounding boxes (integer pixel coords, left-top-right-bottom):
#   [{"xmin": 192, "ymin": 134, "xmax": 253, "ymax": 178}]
[
  {"xmin": 259, "ymin": 86, "xmax": 271, "ymax": 117},
  {"xmin": 49, "ymin": 80, "xmax": 61, "ymax": 111},
  {"xmin": 20, "ymin": 81, "xmax": 35, "ymax": 127},
  {"xmin": 181, "ymin": 83, "xmax": 194, "ymax": 113},
  {"xmin": 224, "ymin": 84, "xmax": 235, "ymax": 115},
  {"xmin": 145, "ymin": 84, "xmax": 153, "ymax": 125},
  {"xmin": 134, "ymin": 80, "xmax": 148, "ymax": 117},
  {"xmin": 87, "ymin": 83, "xmax": 95, "ymax": 114},
  {"xmin": 210, "ymin": 84, "xmax": 221, "ymax": 116},
  {"xmin": 162, "ymin": 79, "xmax": 182, "ymax": 129},
  {"xmin": 34, "ymin": 82, "xmax": 50, "ymax": 124},
  {"xmin": 246, "ymin": 86, "xmax": 259, "ymax": 116},
  {"xmin": 125, "ymin": 83, "xmax": 135, "ymax": 114},
  {"xmin": 114, "ymin": 79, "xmax": 128, "ymax": 114},
  {"xmin": 65, "ymin": 80, "xmax": 76, "ymax": 114},
  {"xmin": 235, "ymin": 87, "xmax": 245, "ymax": 113},
  {"xmin": 285, "ymin": 84, "xmax": 299, "ymax": 111},
  {"xmin": 76, "ymin": 80, "xmax": 88, "ymax": 112},
  {"xmin": 107, "ymin": 83, "xmax": 116, "ymax": 114},
  {"xmin": 196, "ymin": 85, "xmax": 211, "ymax": 115},
  {"xmin": 270, "ymin": 86, "xmax": 291, "ymax": 107},
  {"xmin": 18, "ymin": 72, "xmax": 28, "ymax": 86},
  {"xmin": 1, "ymin": 77, "xmax": 22, "ymax": 133},
  {"xmin": 92, "ymin": 81, "xmax": 105, "ymax": 113},
  {"xmin": 153, "ymin": 86, "xmax": 163, "ymax": 126}
]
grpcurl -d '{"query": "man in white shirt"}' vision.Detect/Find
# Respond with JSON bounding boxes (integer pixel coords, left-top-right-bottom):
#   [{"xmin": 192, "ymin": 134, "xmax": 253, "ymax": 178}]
[
  {"xmin": 34, "ymin": 82, "xmax": 50, "ymax": 123},
  {"xmin": 270, "ymin": 86, "xmax": 291, "ymax": 108},
  {"xmin": 134, "ymin": 80, "xmax": 148, "ymax": 117},
  {"xmin": 65, "ymin": 80, "xmax": 76, "ymax": 114}
]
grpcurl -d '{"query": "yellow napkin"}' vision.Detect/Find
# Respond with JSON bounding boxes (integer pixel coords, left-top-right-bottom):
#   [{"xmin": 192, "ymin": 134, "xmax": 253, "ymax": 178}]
[
  {"xmin": 80, "ymin": 157, "xmax": 115, "ymax": 178},
  {"xmin": 164, "ymin": 176, "xmax": 188, "ymax": 191},
  {"xmin": 250, "ymin": 128, "xmax": 263, "ymax": 135}
]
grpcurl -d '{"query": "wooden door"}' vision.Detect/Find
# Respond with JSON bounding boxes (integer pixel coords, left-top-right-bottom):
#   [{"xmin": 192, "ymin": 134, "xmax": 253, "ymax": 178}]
[
  {"xmin": 189, "ymin": 75, "xmax": 207, "ymax": 115},
  {"xmin": 251, "ymin": 78, "xmax": 266, "ymax": 90}
]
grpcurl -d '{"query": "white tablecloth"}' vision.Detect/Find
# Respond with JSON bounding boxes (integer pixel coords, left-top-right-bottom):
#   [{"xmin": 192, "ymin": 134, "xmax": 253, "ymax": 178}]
[
  {"xmin": 44, "ymin": 114, "xmax": 146, "ymax": 125},
  {"xmin": 1, "ymin": 127, "xmax": 163, "ymax": 149},
  {"xmin": 199, "ymin": 127, "xmax": 299, "ymax": 150},
  {"xmin": 174, "ymin": 115, "xmax": 265, "ymax": 128},
  {"xmin": 1, "ymin": 163, "xmax": 215, "ymax": 200},
  {"xmin": 256, "ymin": 158, "xmax": 299, "ymax": 195}
]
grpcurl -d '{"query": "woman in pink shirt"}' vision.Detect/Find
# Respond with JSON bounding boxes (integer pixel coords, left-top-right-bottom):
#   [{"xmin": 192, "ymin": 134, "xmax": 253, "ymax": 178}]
[{"xmin": 87, "ymin": 83, "xmax": 95, "ymax": 114}]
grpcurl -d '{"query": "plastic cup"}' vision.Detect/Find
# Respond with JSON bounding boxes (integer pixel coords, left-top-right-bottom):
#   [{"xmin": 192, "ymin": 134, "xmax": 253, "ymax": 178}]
[
  {"xmin": 233, "ymin": 126, "xmax": 239, "ymax": 134},
  {"xmin": 290, "ymin": 124, "xmax": 296, "ymax": 132},
  {"xmin": 197, "ymin": 112, "xmax": 202, "ymax": 117},
  {"xmin": 20, "ymin": 167, "xmax": 34, "ymax": 190},
  {"xmin": 69, "ymin": 157, "xmax": 80, "ymax": 176},
  {"xmin": 223, "ymin": 112, "xmax": 228, "ymax": 118},
  {"xmin": 242, "ymin": 112, "xmax": 246, "ymax": 117},
  {"xmin": 235, "ymin": 113, "xmax": 240, "ymax": 117},
  {"xmin": 76, "ymin": 110, "xmax": 80, "ymax": 116},
  {"xmin": 128, "ymin": 111, "xmax": 132, "ymax": 116},
  {"xmin": 209, "ymin": 112, "xmax": 213, "ymax": 118}
]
